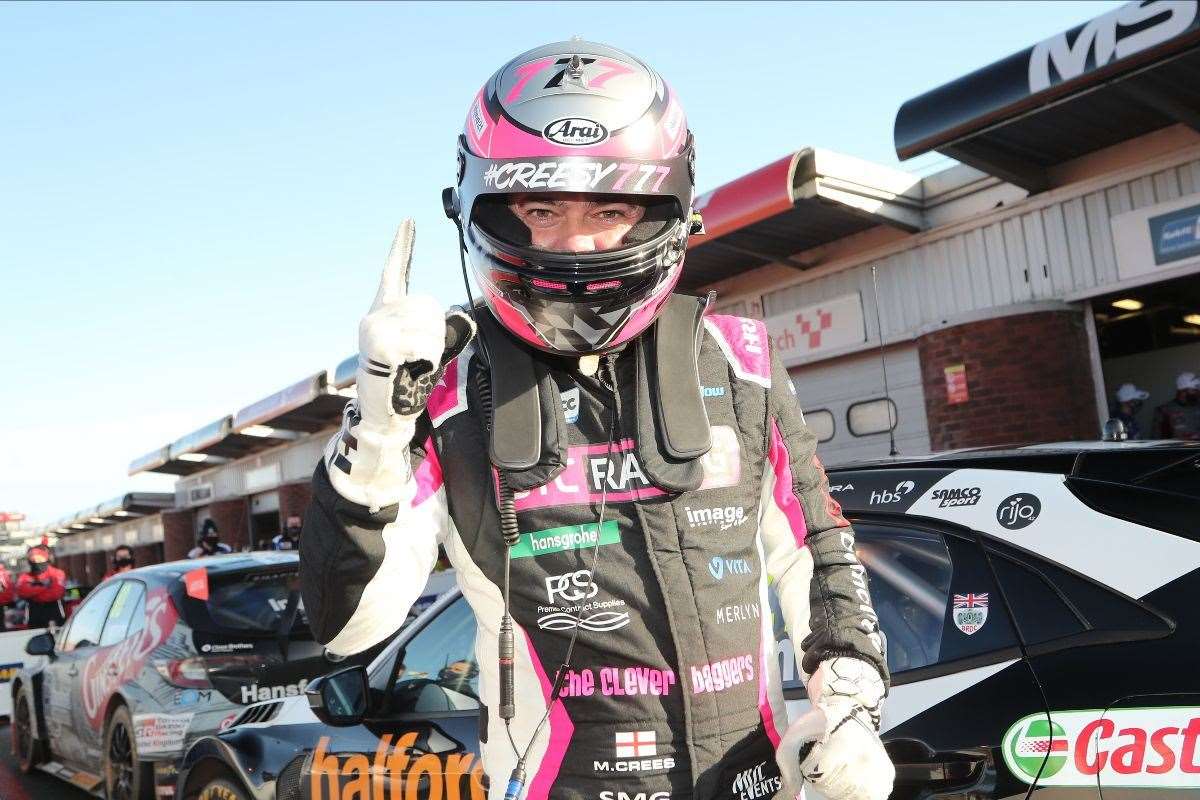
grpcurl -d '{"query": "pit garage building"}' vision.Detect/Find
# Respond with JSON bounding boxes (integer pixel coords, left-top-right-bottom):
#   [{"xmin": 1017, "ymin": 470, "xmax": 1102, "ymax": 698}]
[{"xmin": 41, "ymin": 0, "xmax": 1200, "ymax": 562}]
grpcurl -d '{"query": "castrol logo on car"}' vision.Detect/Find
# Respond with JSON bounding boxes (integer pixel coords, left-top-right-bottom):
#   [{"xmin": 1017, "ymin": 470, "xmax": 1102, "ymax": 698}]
[{"xmin": 1004, "ymin": 708, "xmax": 1200, "ymax": 788}]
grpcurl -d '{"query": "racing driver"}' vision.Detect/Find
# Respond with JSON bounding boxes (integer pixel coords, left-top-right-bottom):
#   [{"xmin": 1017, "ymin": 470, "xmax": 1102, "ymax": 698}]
[{"xmin": 302, "ymin": 40, "xmax": 894, "ymax": 800}]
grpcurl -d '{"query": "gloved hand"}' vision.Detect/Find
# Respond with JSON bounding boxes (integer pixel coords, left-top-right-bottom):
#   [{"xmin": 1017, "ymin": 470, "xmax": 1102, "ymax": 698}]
[
  {"xmin": 776, "ymin": 656, "xmax": 893, "ymax": 800},
  {"xmin": 325, "ymin": 219, "xmax": 475, "ymax": 511}
]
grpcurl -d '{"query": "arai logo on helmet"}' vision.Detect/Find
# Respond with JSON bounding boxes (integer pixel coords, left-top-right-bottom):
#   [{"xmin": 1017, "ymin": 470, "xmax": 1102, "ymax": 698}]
[{"xmin": 543, "ymin": 117, "xmax": 609, "ymax": 147}]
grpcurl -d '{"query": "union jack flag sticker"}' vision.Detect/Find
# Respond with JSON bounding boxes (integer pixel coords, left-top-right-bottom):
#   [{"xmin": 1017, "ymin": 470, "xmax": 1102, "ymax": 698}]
[{"xmin": 952, "ymin": 592, "xmax": 989, "ymax": 635}]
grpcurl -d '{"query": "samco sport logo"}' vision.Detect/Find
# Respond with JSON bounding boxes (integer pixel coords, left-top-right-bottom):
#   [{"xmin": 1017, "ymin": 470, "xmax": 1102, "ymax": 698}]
[
  {"xmin": 932, "ymin": 487, "xmax": 981, "ymax": 508},
  {"xmin": 1003, "ymin": 708, "xmax": 1200, "ymax": 788},
  {"xmin": 510, "ymin": 520, "xmax": 620, "ymax": 559},
  {"xmin": 309, "ymin": 732, "xmax": 486, "ymax": 800}
]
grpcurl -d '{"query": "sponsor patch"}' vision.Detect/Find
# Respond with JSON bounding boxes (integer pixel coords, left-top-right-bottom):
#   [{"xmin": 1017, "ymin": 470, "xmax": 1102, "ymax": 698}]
[
  {"xmin": 690, "ymin": 653, "xmax": 754, "ymax": 694},
  {"xmin": 708, "ymin": 557, "xmax": 751, "ymax": 580},
  {"xmin": 702, "ymin": 386, "xmax": 725, "ymax": 398},
  {"xmin": 560, "ymin": 386, "xmax": 580, "ymax": 424},
  {"xmin": 511, "ymin": 520, "xmax": 620, "ymax": 559},
  {"xmin": 685, "ymin": 504, "xmax": 747, "ymax": 531},
  {"xmin": 470, "ymin": 99, "xmax": 488, "ymax": 139},
  {"xmin": 952, "ymin": 592, "xmax": 989, "ymax": 635},
  {"xmin": 539, "ymin": 569, "xmax": 630, "ymax": 632},
  {"xmin": 932, "ymin": 486, "xmax": 981, "ymax": 508},
  {"xmin": 560, "ymin": 666, "xmax": 678, "ymax": 698},
  {"xmin": 0, "ymin": 662, "xmax": 21, "ymax": 683},
  {"xmin": 200, "ymin": 641, "xmax": 254, "ymax": 654},
  {"xmin": 731, "ymin": 761, "xmax": 783, "ymax": 800},
  {"xmin": 997, "ymin": 493, "xmax": 1041, "ymax": 530},
  {"xmin": 1003, "ymin": 708, "xmax": 1200, "ymax": 788},
  {"xmin": 133, "ymin": 712, "xmax": 194, "ymax": 755},
  {"xmin": 616, "ymin": 730, "xmax": 657, "ymax": 758},
  {"xmin": 715, "ymin": 602, "xmax": 760, "ymax": 625}
]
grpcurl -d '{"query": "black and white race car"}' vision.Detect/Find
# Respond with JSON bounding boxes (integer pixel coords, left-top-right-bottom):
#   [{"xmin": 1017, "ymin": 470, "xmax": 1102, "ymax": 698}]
[{"xmin": 178, "ymin": 441, "xmax": 1200, "ymax": 800}]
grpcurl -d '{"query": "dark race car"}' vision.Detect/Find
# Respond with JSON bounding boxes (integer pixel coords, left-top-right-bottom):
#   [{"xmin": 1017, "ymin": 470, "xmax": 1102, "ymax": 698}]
[
  {"xmin": 179, "ymin": 441, "xmax": 1200, "ymax": 800},
  {"xmin": 10, "ymin": 552, "xmax": 392, "ymax": 799}
]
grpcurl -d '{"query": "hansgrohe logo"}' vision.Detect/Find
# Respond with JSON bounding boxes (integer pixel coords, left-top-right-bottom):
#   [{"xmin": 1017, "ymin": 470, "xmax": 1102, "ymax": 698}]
[{"xmin": 510, "ymin": 521, "xmax": 620, "ymax": 559}]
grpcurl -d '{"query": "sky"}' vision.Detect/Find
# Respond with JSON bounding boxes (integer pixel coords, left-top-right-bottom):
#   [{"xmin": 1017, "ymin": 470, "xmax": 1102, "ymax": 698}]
[{"xmin": 1, "ymin": 0, "xmax": 1122, "ymax": 526}]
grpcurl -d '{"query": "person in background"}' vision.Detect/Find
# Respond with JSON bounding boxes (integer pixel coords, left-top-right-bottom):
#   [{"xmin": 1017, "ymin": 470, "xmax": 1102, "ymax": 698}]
[
  {"xmin": 0, "ymin": 562, "xmax": 15, "ymax": 632},
  {"xmin": 1110, "ymin": 383, "xmax": 1150, "ymax": 439},
  {"xmin": 103, "ymin": 545, "xmax": 136, "ymax": 580},
  {"xmin": 187, "ymin": 519, "xmax": 233, "ymax": 558},
  {"xmin": 271, "ymin": 515, "xmax": 302, "ymax": 551},
  {"xmin": 17, "ymin": 545, "xmax": 66, "ymax": 628},
  {"xmin": 1153, "ymin": 372, "xmax": 1200, "ymax": 440}
]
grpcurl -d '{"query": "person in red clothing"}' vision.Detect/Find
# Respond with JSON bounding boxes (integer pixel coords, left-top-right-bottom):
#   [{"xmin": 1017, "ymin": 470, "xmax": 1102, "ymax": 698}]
[
  {"xmin": 17, "ymin": 545, "xmax": 66, "ymax": 629},
  {"xmin": 0, "ymin": 562, "xmax": 15, "ymax": 632}
]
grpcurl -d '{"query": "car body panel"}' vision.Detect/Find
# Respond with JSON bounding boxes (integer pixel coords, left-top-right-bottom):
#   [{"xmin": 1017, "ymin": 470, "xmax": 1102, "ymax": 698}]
[{"xmin": 182, "ymin": 444, "xmax": 1200, "ymax": 800}]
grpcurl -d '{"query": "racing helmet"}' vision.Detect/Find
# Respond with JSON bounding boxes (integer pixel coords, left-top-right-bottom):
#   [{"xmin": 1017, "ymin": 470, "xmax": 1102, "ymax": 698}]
[{"xmin": 449, "ymin": 39, "xmax": 699, "ymax": 355}]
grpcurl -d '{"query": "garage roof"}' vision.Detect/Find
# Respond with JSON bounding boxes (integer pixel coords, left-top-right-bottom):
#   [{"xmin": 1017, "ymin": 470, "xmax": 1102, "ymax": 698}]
[
  {"xmin": 894, "ymin": 1, "xmax": 1200, "ymax": 191},
  {"xmin": 46, "ymin": 492, "xmax": 175, "ymax": 536},
  {"xmin": 681, "ymin": 148, "xmax": 924, "ymax": 290},
  {"xmin": 129, "ymin": 360, "xmax": 358, "ymax": 477}
]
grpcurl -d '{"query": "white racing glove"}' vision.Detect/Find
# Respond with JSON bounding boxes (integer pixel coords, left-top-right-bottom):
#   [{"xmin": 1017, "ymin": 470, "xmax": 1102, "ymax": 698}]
[
  {"xmin": 776, "ymin": 656, "xmax": 894, "ymax": 800},
  {"xmin": 325, "ymin": 219, "xmax": 475, "ymax": 511}
]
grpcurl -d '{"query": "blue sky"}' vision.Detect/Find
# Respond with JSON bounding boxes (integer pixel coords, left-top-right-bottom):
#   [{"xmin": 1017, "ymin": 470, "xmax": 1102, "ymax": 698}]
[{"xmin": 2, "ymin": 1, "xmax": 1120, "ymax": 525}]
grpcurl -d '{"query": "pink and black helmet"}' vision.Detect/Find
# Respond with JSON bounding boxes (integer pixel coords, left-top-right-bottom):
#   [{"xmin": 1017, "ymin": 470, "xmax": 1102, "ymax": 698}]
[{"xmin": 451, "ymin": 39, "xmax": 698, "ymax": 355}]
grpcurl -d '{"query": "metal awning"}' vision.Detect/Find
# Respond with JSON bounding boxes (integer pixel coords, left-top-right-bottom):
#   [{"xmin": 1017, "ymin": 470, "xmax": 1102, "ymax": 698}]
[
  {"xmin": 682, "ymin": 148, "xmax": 924, "ymax": 290},
  {"xmin": 44, "ymin": 492, "xmax": 174, "ymax": 537},
  {"xmin": 894, "ymin": 1, "xmax": 1200, "ymax": 191},
  {"xmin": 233, "ymin": 370, "xmax": 351, "ymax": 435}
]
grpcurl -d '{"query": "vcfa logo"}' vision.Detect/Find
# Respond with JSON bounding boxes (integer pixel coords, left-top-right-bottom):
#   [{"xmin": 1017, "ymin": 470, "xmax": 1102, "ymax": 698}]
[{"xmin": 544, "ymin": 117, "xmax": 608, "ymax": 147}]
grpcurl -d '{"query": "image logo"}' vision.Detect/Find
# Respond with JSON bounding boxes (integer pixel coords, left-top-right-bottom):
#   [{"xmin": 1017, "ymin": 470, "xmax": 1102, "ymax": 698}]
[
  {"xmin": 560, "ymin": 387, "xmax": 580, "ymax": 424},
  {"xmin": 997, "ymin": 493, "xmax": 1041, "ymax": 530},
  {"xmin": 1007, "ymin": 717, "xmax": 1068, "ymax": 780},
  {"xmin": 684, "ymin": 505, "xmax": 747, "ymax": 531},
  {"xmin": 952, "ymin": 592, "xmax": 988, "ymax": 635},
  {"xmin": 543, "ymin": 117, "xmax": 609, "ymax": 146},
  {"xmin": 708, "ymin": 557, "xmax": 751, "ymax": 580}
]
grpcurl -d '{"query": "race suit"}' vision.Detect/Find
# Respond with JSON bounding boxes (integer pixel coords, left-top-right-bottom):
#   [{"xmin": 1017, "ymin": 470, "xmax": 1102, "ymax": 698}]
[{"xmin": 302, "ymin": 311, "xmax": 888, "ymax": 800}]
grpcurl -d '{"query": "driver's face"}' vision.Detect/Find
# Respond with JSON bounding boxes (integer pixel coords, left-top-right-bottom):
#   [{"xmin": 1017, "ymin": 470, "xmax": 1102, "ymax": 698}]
[{"xmin": 509, "ymin": 194, "xmax": 647, "ymax": 253}]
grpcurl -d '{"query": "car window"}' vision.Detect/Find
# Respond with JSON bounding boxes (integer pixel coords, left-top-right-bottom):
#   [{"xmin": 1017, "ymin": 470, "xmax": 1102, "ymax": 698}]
[
  {"xmin": 986, "ymin": 542, "xmax": 1173, "ymax": 650},
  {"xmin": 381, "ymin": 596, "xmax": 478, "ymax": 715},
  {"xmin": 62, "ymin": 582, "xmax": 122, "ymax": 652},
  {"xmin": 776, "ymin": 520, "xmax": 1020, "ymax": 687},
  {"xmin": 99, "ymin": 581, "xmax": 146, "ymax": 647},
  {"xmin": 190, "ymin": 569, "xmax": 307, "ymax": 635}
]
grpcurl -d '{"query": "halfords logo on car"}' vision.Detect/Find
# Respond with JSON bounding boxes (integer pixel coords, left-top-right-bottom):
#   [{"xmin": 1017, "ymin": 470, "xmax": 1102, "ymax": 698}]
[
  {"xmin": 544, "ymin": 117, "xmax": 609, "ymax": 146},
  {"xmin": 240, "ymin": 679, "xmax": 309, "ymax": 704},
  {"xmin": 1003, "ymin": 708, "xmax": 1200, "ymax": 787}
]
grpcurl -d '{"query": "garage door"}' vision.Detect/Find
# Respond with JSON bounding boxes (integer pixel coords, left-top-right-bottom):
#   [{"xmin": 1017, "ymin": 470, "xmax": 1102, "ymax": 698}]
[{"xmin": 788, "ymin": 345, "xmax": 931, "ymax": 467}]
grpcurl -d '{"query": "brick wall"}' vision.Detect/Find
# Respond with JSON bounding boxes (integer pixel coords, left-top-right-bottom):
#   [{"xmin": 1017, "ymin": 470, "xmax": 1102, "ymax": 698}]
[
  {"xmin": 918, "ymin": 310, "xmax": 1100, "ymax": 451},
  {"xmin": 207, "ymin": 498, "xmax": 251, "ymax": 551},
  {"xmin": 278, "ymin": 481, "xmax": 314, "ymax": 528},
  {"xmin": 162, "ymin": 509, "xmax": 196, "ymax": 563}
]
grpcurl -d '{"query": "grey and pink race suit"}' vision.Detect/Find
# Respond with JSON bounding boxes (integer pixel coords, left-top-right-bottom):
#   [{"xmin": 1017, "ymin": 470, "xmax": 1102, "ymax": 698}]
[{"xmin": 301, "ymin": 304, "xmax": 888, "ymax": 800}]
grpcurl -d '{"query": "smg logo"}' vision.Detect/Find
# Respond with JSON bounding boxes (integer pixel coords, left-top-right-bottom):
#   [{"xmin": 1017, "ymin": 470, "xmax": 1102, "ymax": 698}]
[
  {"xmin": 600, "ymin": 793, "xmax": 670, "ymax": 800},
  {"xmin": 1029, "ymin": 1, "xmax": 1197, "ymax": 92}
]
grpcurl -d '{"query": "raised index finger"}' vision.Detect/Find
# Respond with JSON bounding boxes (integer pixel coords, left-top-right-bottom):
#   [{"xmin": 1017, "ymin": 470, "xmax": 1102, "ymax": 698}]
[{"xmin": 370, "ymin": 218, "xmax": 415, "ymax": 312}]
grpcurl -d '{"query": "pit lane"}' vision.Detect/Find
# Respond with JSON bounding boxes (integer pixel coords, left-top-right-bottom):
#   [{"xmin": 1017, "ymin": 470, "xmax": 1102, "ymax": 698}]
[{"xmin": 0, "ymin": 721, "xmax": 95, "ymax": 800}]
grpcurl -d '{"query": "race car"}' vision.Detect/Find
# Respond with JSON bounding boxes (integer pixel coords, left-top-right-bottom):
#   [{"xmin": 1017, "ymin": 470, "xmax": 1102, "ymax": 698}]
[
  {"xmin": 9, "ymin": 552, "xmax": 395, "ymax": 799},
  {"xmin": 178, "ymin": 441, "xmax": 1200, "ymax": 800}
]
